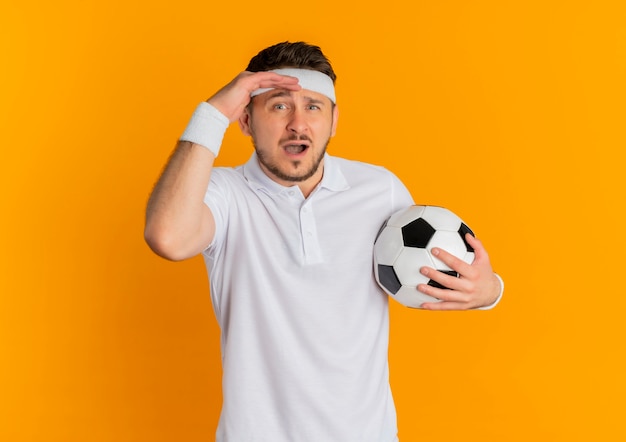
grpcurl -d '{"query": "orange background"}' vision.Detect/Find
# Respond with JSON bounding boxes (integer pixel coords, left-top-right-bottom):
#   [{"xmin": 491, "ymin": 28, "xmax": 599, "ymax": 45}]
[{"xmin": 1, "ymin": 1, "xmax": 625, "ymax": 440}]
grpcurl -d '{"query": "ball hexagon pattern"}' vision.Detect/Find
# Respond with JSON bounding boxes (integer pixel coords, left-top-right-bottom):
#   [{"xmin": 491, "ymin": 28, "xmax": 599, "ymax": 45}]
[{"xmin": 373, "ymin": 205, "xmax": 475, "ymax": 308}]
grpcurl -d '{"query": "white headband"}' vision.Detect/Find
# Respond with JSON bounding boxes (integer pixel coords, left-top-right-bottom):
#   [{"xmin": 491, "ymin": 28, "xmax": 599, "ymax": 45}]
[{"xmin": 250, "ymin": 68, "xmax": 336, "ymax": 103}]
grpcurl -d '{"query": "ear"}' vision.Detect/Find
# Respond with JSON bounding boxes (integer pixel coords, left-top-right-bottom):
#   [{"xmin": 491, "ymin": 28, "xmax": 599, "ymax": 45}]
[
  {"xmin": 330, "ymin": 104, "xmax": 339, "ymax": 137},
  {"xmin": 238, "ymin": 107, "xmax": 252, "ymax": 136}
]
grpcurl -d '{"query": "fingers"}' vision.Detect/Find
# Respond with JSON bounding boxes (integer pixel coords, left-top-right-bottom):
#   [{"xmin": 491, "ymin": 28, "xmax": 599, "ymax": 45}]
[
  {"xmin": 246, "ymin": 71, "xmax": 301, "ymax": 91},
  {"xmin": 419, "ymin": 266, "xmax": 470, "ymax": 292},
  {"xmin": 207, "ymin": 71, "xmax": 302, "ymax": 122},
  {"xmin": 416, "ymin": 281, "xmax": 476, "ymax": 311},
  {"xmin": 420, "ymin": 300, "xmax": 471, "ymax": 311},
  {"xmin": 429, "ymin": 245, "xmax": 473, "ymax": 278},
  {"xmin": 418, "ymin": 272, "xmax": 501, "ymax": 310},
  {"xmin": 231, "ymin": 71, "xmax": 301, "ymax": 99},
  {"xmin": 415, "ymin": 234, "xmax": 500, "ymax": 310},
  {"xmin": 465, "ymin": 233, "xmax": 491, "ymax": 265},
  {"xmin": 417, "ymin": 267, "xmax": 473, "ymax": 310},
  {"xmin": 428, "ymin": 234, "xmax": 489, "ymax": 278}
]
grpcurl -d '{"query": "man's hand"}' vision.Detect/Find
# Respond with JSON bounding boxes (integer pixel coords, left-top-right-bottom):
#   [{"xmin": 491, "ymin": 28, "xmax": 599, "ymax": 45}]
[
  {"xmin": 207, "ymin": 71, "xmax": 301, "ymax": 123},
  {"xmin": 418, "ymin": 234, "xmax": 501, "ymax": 310}
]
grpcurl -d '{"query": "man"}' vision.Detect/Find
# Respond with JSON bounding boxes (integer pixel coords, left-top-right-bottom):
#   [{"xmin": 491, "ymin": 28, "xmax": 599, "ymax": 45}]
[{"xmin": 145, "ymin": 41, "xmax": 502, "ymax": 442}]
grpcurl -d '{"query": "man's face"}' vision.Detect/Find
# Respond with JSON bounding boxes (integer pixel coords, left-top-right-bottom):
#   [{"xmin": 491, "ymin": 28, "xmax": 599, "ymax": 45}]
[{"xmin": 239, "ymin": 88, "xmax": 338, "ymax": 191}]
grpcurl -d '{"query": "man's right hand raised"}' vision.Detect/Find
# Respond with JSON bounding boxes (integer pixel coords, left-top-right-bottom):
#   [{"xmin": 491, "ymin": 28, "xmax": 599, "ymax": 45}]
[{"xmin": 207, "ymin": 71, "xmax": 301, "ymax": 123}]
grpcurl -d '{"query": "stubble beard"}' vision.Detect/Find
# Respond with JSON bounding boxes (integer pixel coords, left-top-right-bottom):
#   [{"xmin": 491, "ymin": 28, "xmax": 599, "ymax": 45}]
[{"xmin": 254, "ymin": 137, "xmax": 330, "ymax": 183}]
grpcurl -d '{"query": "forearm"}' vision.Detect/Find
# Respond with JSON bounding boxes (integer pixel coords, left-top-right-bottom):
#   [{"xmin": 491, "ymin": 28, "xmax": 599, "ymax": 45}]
[{"xmin": 144, "ymin": 140, "xmax": 216, "ymax": 261}]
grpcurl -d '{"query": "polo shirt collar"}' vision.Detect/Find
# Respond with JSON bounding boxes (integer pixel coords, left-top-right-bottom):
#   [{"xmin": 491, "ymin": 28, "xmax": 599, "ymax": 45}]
[{"xmin": 242, "ymin": 152, "xmax": 350, "ymax": 195}]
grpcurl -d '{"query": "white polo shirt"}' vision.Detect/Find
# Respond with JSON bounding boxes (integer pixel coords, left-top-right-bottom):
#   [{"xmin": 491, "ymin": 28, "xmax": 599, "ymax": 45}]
[{"xmin": 202, "ymin": 153, "xmax": 414, "ymax": 442}]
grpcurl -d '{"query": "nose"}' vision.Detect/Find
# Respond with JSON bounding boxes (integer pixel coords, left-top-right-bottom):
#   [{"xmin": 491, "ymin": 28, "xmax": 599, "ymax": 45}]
[{"xmin": 286, "ymin": 108, "xmax": 308, "ymax": 134}]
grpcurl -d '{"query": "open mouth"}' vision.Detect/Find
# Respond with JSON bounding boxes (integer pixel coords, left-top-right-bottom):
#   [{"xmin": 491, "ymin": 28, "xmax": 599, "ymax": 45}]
[{"xmin": 284, "ymin": 144, "xmax": 309, "ymax": 155}]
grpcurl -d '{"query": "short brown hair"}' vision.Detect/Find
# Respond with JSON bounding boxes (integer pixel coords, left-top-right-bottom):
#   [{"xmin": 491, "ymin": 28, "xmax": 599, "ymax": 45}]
[{"xmin": 246, "ymin": 41, "xmax": 337, "ymax": 83}]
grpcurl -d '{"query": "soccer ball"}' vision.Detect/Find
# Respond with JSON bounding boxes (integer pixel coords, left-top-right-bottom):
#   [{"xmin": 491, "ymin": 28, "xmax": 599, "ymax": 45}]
[{"xmin": 374, "ymin": 205, "xmax": 475, "ymax": 308}]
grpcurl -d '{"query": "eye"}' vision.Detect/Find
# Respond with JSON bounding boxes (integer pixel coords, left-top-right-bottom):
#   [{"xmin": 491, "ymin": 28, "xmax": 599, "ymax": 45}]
[
  {"xmin": 273, "ymin": 103, "xmax": 287, "ymax": 110},
  {"xmin": 307, "ymin": 104, "xmax": 320, "ymax": 110}
]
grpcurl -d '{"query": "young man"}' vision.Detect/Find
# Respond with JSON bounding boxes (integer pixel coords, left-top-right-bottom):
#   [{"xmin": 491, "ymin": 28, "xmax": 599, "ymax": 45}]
[{"xmin": 145, "ymin": 41, "xmax": 502, "ymax": 442}]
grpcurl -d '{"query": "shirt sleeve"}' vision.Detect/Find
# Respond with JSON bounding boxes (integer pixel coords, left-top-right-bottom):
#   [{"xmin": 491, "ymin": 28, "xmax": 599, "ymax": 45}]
[
  {"xmin": 202, "ymin": 168, "xmax": 233, "ymax": 254},
  {"xmin": 389, "ymin": 170, "xmax": 415, "ymax": 213}
]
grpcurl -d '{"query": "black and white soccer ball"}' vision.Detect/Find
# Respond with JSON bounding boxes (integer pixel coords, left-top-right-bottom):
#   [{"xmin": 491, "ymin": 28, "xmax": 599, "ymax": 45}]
[{"xmin": 374, "ymin": 205, "xmax": 475, "ymax": 308}]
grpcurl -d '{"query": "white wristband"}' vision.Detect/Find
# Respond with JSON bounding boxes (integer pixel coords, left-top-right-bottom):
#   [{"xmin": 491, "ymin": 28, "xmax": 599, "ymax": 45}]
[{"xmin": 180, "ymin": 102, "xmax": 229, "ymax": 157}]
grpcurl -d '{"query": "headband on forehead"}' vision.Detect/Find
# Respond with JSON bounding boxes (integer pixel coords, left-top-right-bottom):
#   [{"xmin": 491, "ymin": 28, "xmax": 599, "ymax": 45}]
[{"xmin": 250, "ymin": 68, "xmax": 336, "ymax": 103}]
